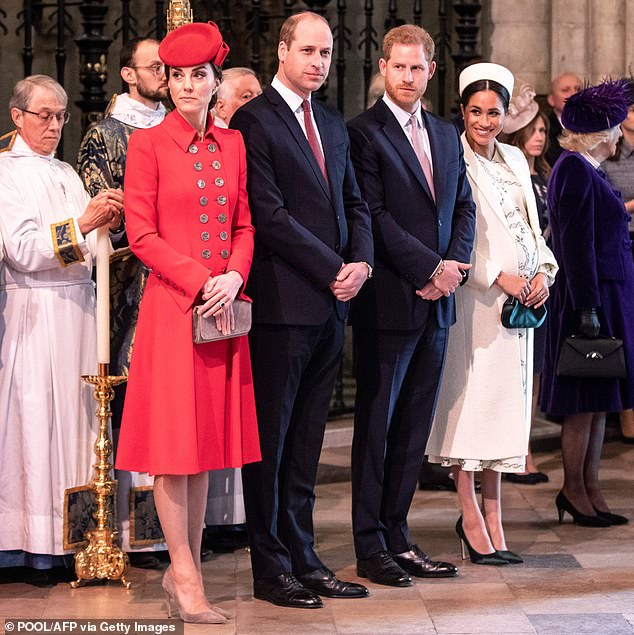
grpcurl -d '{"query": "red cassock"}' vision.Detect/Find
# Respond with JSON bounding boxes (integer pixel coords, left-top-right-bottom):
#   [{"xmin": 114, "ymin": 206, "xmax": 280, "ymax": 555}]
[{"xmin": 115, "ymin": 109, "xmax": 261, "ymax": 475}]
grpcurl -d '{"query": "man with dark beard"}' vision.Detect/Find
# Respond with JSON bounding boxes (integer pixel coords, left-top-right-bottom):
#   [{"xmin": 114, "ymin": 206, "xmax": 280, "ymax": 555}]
[{"xmin": 77, "ymin": 37, "xmax": 168, "ymax": 569}]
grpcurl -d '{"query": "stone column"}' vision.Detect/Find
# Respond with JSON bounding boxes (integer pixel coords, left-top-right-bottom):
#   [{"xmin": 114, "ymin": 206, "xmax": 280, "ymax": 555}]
[
  {"xmin": 488, "ymin": 0, "xmax": 551, "ymax": 93},
  {"xmin": 589, "ymin": 0, "xmax": 626, "ymax": 82}
]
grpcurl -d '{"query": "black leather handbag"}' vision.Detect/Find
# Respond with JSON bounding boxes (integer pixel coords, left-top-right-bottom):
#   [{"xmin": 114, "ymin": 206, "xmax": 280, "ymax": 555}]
[
  {"xmin": 556, "ymin": 335, "xmax": 626, "ymax": 379},
  {"xmin": 501, "ymin": 296, "xmax": 547, "ymax": 329}
]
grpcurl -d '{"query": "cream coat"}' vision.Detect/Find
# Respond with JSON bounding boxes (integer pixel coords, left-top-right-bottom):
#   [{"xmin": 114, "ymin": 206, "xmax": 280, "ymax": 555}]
[{"xmin": 426, "ymin": 136, "xmax": 558, "ymax": 464}]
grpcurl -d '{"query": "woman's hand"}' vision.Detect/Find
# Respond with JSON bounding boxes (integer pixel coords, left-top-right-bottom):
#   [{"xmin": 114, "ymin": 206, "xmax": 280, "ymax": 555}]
[
  {"xmin": 495, "ymin": 271, "xmax": 532, "ymax": 303},
  {"xmin": 200, "ymin": 270, "xmax": 244, "ymax": 318},
  {"xmin": 524, "ymin": 272, "xmax": 549, "ymax": 308},
  {"xmin": 212, "ymin": 302, "xmax": 235, "ymax": 336}
]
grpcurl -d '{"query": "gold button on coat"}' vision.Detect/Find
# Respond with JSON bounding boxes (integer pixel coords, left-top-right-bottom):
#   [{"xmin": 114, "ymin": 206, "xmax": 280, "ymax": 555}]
[
  {"xmin": 215, "ymin": 177, "xmax": 224, "ymax": 187},
  {"xmin": 200, "ymin": 214, "xmax": 209, "ymax": 223},
  {"xmin": 200, "ymin": 196, "xmax": 208, "ymax": 206},
  {"xmin": 188, "ymin": 144, "xmax": 198, "ymax": 154},
  {"xmin": 202, "ymin": 249, "xmax": 211, "ymax": 259}
]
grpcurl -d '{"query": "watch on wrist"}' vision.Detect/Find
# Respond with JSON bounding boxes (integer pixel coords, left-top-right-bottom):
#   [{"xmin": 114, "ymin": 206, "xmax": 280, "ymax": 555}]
[{"xmin": 363, "ymin": 261, "xmax": 373, "ymax": 279}]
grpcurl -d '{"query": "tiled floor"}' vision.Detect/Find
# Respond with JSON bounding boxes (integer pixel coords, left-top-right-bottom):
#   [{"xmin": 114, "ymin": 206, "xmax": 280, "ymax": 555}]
[{"xmin": 1, "ymin": 440, "xmax": 634, "ymax": 634}]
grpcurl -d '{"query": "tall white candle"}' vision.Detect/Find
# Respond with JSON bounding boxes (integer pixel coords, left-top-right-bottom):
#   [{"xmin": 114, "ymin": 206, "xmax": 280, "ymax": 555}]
[{"xmin": 96, "ymin": 225, "xmax": 110, "ymax": 364}]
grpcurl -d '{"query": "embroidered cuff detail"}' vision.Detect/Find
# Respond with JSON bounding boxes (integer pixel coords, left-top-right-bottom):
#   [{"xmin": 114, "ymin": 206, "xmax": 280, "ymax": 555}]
[{"xmin": 51, "ymin": 218, "xmax": 85, "ymax": 267}]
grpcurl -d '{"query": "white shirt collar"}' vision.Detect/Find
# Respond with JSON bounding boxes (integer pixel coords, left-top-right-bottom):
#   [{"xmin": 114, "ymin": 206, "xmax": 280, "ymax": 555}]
[
  {"xmin": 581, "ymin": 151, "xmax": 601, "ymax": 169},
  {"xmin": 271, "ymin": 75, "xmax": 311, "ymax": 114},
  {"xmin": 382, "ymin": 94, "xmax": 423, "ymax": 130},
  {"xmin": 11, "ymin": 133, "xmax": 55, "ymax": 161},
  {"xmin": 109, "ymin": 93, "xmax": 166, "ymax": 129},
  {"xmin": 213, "ymin": 115, "xmax": 229, "ymax": 129}
]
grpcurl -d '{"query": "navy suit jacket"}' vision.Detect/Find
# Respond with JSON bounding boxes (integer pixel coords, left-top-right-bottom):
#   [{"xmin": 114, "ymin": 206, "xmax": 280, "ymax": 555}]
[
  {"xmin": 230, "ymin": 86, "xmax": 373, "ymax": 326},
  {"xmin": 347, "ymin": 99, "xmax": 475, "ymax": 330}
]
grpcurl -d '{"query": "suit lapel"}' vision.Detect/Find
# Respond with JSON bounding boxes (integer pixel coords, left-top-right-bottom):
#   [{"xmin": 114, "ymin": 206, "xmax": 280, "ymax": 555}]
[
  {"xmin": 313, "ymin": 102, "xmax": 337, "ymax": 198},
  {"xmin": 265, "ymin": 87, "xmax": 331, "ymax": 199},
  {"xmin": 376, "ymin": 101, "xmax": 434, "ymax": 204}
]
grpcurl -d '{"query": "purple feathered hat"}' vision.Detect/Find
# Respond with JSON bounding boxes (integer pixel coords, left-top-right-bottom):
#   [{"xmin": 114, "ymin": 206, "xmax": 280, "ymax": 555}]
[{"xmin": 561, "ymin": 78, "xmax": 631, "ymax": 133}]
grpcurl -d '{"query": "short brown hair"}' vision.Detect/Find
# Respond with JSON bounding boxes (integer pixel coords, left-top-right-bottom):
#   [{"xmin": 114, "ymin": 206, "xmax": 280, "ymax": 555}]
[
  {"xmin": 382, "ymin": 24, "xmax": 435, "ymax": 63},
  {"xmin": 279, "ymin": 11, "xmax": 330, "ymax": 48}
]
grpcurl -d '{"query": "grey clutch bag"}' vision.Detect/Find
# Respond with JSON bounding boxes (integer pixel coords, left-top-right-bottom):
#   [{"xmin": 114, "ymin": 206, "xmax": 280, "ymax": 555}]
[{"xmin": 192, "ymin": 299, "xmax": 252, "ymax": 343}]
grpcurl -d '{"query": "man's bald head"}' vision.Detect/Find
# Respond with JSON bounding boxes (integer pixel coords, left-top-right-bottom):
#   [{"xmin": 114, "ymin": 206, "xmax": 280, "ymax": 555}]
[{"xmin": 548, "ymin": 73, "xmax": 582, "ymax": 117}]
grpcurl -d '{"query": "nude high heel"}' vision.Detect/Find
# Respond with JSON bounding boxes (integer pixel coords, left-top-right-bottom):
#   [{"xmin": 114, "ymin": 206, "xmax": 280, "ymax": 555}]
[{"xmin": 162, "ymin": 567, "xmax": 228, "ymax": 624}]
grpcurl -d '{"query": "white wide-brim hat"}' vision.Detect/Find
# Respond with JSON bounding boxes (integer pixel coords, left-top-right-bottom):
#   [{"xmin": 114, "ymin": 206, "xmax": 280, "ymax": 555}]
[{"xmin": 459, "ymin": 62, "xmax": 514, "ymax": 98}]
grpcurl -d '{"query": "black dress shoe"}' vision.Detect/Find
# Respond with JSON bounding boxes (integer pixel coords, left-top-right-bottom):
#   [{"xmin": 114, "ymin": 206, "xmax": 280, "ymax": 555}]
[
  {"xmin": 253, "ymin": 573, "xmax": 323, "ymax": 608},
  {"xmin": 356, "ymin": 551, "xmax": 412, "ymax": 587},
  {"xmin": 128, "ymin": 553, "xmax": 163, "ymax": 569},
  {"xmin": 392, "ymin": 545, "xmax": 458, "ymax": 578},
  {"xmin": 297, "ymin": 567, "xmax": 369, "ymax": 598}
]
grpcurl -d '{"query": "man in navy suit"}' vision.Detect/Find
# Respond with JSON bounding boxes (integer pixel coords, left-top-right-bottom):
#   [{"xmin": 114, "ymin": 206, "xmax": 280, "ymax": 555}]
[
  {"xmin": 348, "ymin": 24, "xmax": 476, "ymax": 586},
  {"xmin": 231, "ymin": 11, "xmax": 374, "ymax": 608}
]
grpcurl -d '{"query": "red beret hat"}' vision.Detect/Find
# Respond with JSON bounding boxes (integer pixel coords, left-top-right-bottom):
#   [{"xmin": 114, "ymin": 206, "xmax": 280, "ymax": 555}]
[{"xmin": 159, "ymin": 21, "xmax": 229, "ymax": 67}]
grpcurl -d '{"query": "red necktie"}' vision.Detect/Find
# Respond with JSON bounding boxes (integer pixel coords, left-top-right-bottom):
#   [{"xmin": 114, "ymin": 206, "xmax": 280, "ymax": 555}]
[
  {"xmin": 301, "ymin": 100, "xmax": 328, "ymax": 182},
  {"xmin": 408, "ymin": 114, "xmax": 435, "ymax": 202}
]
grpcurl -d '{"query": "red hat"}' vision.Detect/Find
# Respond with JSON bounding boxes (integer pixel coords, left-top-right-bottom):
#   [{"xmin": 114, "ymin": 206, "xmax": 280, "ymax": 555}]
[{"xmin": 159, "ymin": 21, "xmax": 229, "ymax": 67}]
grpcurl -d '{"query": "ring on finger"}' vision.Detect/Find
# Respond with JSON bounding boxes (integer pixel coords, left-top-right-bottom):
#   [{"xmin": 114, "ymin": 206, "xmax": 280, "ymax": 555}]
[{"xmin": 219, "ymin": 301, "xmax": 225, "ymax": 308}]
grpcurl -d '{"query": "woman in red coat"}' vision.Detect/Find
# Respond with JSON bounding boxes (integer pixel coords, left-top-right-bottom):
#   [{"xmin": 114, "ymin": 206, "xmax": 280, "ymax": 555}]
[{"xmin": 116, "ymin": 22, "xmax": 260, "ymax": 623}]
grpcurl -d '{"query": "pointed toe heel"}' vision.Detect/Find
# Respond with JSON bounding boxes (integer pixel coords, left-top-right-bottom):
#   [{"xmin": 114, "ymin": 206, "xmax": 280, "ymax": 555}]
[
  {"xmin": 455, "ymin": 517, "xmax": 509, "ymax": 566},
  {"xmin": 555, "ymin": 492, "xmax": 611, "ymax": 527}
]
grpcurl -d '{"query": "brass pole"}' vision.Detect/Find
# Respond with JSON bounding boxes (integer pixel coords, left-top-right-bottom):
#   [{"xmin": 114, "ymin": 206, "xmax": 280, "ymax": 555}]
[{"xmin": 71, "ymin": 364, "xmax": 129, "ymax": 589}]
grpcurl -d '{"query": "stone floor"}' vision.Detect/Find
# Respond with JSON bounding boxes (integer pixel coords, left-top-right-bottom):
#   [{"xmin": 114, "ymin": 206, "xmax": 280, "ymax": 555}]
[{"xmin": 1, "ymin": 440, "xmax": 634, "ymax": 635}]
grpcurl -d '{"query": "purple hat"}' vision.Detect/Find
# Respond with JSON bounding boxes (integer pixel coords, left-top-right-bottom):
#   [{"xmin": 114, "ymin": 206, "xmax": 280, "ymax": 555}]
[{"xmin": 561, "ymin": 79, "xmax": 631, "ymax": 133}]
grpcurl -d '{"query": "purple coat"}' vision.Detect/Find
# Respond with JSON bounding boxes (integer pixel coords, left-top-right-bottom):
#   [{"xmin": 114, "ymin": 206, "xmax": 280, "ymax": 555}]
[{"xmin": 540, "ymin": 151, "xmax": 634, "ymax": 415}]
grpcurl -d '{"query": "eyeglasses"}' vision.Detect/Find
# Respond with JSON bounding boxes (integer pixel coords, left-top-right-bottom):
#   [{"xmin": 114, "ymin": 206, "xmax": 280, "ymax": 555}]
[
  {"xmin": 19, "ymin": 108, "xmax": 70, "ymax": 124},
  {"xmin": 130, "ymin": 63, "xmax": 165, "ymax": 76}
]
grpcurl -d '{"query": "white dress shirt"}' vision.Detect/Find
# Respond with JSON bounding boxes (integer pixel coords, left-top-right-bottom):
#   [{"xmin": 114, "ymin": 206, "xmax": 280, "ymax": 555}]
[{"xmin": 271, "ymin": 75, "xmax": 325, "ymax": 155}]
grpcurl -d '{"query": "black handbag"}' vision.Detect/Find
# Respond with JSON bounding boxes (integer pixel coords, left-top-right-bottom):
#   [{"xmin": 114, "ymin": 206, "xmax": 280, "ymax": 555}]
[
  {"xmin": 556, "ymin": 335, "xmax": 627, "ymax": 379},
  {"xmin": 501, "ymin": 296, "xmax": 547, "ymax": 329}
]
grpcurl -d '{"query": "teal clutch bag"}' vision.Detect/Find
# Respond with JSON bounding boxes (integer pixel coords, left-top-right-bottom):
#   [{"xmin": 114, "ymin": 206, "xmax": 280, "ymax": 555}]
[{"xmin": 501, "ymin": 296, "xmax": 547, "ymax": 329}]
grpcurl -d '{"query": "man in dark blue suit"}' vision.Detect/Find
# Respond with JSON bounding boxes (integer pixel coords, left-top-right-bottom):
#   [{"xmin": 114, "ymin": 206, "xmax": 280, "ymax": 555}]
[
  {"xmin": 231, "ymin": 11, "xmax": 374, "ymax": 608},
  {"xmin": 347, "ymin": 24, "xmax": 476, "ymax": 587}
]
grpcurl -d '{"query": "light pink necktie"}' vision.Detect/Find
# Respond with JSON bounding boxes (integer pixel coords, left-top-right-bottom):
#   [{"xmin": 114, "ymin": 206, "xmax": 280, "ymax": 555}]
[
  {"xmin": 408, "ymin": 114, "xmax": 435, "ymax": 202},
  {"xmin": 301, "ymin": 99, "xmax": 328, "ymax": 183}
]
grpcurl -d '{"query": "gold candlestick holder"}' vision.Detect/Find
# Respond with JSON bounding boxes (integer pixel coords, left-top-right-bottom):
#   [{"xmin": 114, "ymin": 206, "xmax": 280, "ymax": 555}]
[{"xmin": 71, "ymin": 363, "xmax": 130, "ymax": 589}]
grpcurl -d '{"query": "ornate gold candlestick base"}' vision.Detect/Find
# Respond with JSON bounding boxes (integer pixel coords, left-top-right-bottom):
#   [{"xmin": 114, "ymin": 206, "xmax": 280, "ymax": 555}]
[{"xmin": 71, "ymin": 363, "xmax": 130, "ymax": 589}]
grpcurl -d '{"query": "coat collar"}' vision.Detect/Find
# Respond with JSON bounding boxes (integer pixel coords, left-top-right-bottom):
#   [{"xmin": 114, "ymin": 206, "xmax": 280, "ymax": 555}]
[
  {"xmin": 162, "ymin": 109, "xmax": 221, "ymax": 153},
  {"xmin": 264, "ymin": 86, "xmax": 331, "ymax": 199},
  {"xmin": 461, "ymin": 134, "xmax": 538, "ymax": 235},
  {"xmin": 372, "ymin": 99, "xmax": 438, "ymax": 205}
]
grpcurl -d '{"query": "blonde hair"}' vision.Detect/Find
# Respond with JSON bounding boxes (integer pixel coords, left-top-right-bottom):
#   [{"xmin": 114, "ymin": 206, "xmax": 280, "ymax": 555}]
[
  {"xmin": 9, "ymin": 75, "xmax": 67, "ymax": 111},
  {"xmin": 382, "ymin": 24, "xmax": 435, "ymax": 63},
  {"xmin": 559, "ymin": 126, "xmax": 620, "ymax": 153}
]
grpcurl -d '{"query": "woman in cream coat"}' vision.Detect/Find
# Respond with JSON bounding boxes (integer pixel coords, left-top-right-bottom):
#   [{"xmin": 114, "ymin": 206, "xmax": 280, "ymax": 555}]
[{"xmin": 426, "ymin": 63, "xmax": 557, "ymax": 565}]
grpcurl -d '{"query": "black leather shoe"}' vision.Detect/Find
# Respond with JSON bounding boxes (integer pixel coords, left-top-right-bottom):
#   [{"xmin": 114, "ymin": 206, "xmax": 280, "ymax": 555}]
[
  {"xmin": 253, "ymin": 573, "xmax": 323, "ymax": 609},
  {"xmin": 128, "ymin": 553, "xmax": 163, "ymax": 569},
  {"xmin": 297, "ymin": 567, "xmax": 369, "ymax": 598},
  {"xmin": 356, "ymin": 551, "xmax": 412, "ymax": 587},
  {"xmin": 392, "ymin": 544, "xmax": 458, "ymax": 578}
]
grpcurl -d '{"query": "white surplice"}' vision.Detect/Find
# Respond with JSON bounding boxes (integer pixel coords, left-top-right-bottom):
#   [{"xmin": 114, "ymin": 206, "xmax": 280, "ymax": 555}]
[{"xmin": 0, "ymin": 134, "xmax": 98, "ymax": 558}]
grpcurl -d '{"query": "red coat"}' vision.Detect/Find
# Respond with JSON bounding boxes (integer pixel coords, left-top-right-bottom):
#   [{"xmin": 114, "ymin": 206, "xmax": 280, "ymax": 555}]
[{"xmin": 116, "ymin": 110, "xmax": 260, "ymax": 475}]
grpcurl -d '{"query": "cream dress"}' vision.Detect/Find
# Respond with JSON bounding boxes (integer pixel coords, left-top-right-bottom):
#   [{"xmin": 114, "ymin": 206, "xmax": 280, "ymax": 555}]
[{"xmin": 426, "ymin": 138, "xmax": 557, "ymax": 472}]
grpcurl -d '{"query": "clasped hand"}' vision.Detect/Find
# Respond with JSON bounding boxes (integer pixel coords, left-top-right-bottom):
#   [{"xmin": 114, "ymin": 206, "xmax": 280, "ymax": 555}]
[
  {"xmin": 416, "ymin": 260, "xmax": 472, "ymax": 301},
  {"xmin": 497, "ymin": 272, "xmax": 548, "ymax": 308},
  {"xmin": 78, "ymin": 188, "xmax": 124, "ymax": 235},
  {"xmin": 199, "ymin": 271, "xmax": 244, "ymax": 336},
  {"xmin": 330, "ymin": 262, "xmax": 369, "ymax": 302}
]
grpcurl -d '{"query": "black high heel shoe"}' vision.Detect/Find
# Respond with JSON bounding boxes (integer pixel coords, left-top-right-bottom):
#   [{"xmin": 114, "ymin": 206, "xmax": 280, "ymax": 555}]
[
  {"xmin": 455, "ymin": 517, "xmax": 509, "ymax": 566},
  {"xmin": 555, "ymin": 492, "xmax": 611, "ymax": 527},
  {"xmin": 496, "ymin": 550, "xmax": 523, "ymax": 564},
  {"xmin": 593, "ymin": 507, "xmax": 629, "ymax": 525}
]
